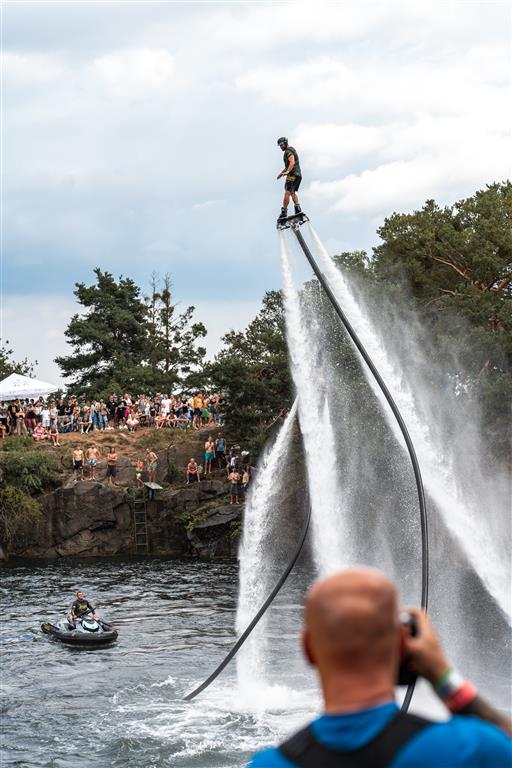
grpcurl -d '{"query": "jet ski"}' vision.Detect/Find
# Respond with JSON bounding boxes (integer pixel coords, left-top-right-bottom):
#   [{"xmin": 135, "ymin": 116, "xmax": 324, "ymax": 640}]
[{"xmin": 41, "ymin": 611, "xmax": 118, "ymax": 645}]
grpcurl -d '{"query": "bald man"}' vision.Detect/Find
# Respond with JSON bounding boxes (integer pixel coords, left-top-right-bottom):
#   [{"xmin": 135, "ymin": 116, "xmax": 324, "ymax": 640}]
[{"xmin": 248, "ymin": 568, "xmax": 511, "ymax": 767}]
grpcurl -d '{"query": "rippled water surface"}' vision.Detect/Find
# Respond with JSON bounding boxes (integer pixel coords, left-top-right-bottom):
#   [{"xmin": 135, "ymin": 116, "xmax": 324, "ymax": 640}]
[
  {"xmin": 2, "ymin": 554, "xmax": 510, "ymax": 767},
  {"xmin": 1, "ymin": 557, "xmax": 319, "ymax": 768}
]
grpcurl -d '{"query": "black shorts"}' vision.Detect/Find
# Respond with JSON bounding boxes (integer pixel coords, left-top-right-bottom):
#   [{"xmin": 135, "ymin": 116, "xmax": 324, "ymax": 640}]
[
  {"xmin": 107, "ymin": 465, "xmax": 117, "ymax": 477},
  {"xmin": 285, "ymin": 175, "xmax": 302, "ymax": 193}
]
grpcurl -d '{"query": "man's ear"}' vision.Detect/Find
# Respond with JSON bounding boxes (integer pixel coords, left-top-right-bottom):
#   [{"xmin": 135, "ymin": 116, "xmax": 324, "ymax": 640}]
[{"xmin": 301, "ymin": 629, "xmax": 315, "ymax": 667}]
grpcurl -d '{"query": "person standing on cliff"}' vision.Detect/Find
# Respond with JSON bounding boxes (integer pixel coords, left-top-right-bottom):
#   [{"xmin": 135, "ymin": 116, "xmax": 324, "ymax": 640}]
[
  {"xmin": 87, "ymin": 445, "xmax": 100, "ymax": 481},
  {"xmin": 228, "ymin": 468, "xmax": 241, "ymax": 505},
  {"xmin": 106, "ymin": 447, "xmax": 118, "ymax": 486},
  {"xmin": 72, "ymin": 447, "xmax": 84, "ymax": 482},
  {"xmin": 146, "ymin": 449, "xmax": 158, "ymax": 483},
  {"xmin": 215, "ymin": 433, "xmax": 226, "ymax": 469},
  {"xmin": 133, "ymin": 457, "xmax": 145, "ymax": 488},
  {"xmin": 204, "ymin": 436, "xmax": 215, "ymax": 476}
]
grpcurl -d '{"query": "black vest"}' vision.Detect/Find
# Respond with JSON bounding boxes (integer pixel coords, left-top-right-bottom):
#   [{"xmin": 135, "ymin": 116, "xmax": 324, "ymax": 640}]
[{"xmin": 279, "ymin": 711, "xmax": 431, "ymax": 768}]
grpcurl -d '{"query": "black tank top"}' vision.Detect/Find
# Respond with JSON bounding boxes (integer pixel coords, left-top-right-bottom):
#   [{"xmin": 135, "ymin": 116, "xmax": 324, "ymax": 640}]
[{"xmin": 283, "ymin": 147, "xmax": 301, "ymax": 177}]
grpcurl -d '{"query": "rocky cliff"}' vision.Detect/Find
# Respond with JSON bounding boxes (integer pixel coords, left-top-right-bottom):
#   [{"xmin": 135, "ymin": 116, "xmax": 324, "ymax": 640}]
[{"xmin": 10, "ymin": 430, "xmax": 242, "ymax": 560}]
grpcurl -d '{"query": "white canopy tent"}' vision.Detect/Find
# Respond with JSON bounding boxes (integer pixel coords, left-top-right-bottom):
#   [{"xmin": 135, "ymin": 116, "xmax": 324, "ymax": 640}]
[{"xmin": 0, "ymin": 373, "xmax": 59, "ymax": 401}]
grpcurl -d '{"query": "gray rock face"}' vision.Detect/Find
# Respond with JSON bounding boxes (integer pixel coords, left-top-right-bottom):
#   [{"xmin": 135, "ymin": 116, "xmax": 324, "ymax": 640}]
[{"xmin": 14, "ymin": 473, "xmax": 236, "ymax": 560}]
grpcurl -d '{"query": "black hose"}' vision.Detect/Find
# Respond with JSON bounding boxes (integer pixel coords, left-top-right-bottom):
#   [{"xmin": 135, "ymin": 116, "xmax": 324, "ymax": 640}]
[
  {"xmin": 291, "ymin": 225, "xmax": 429, "ymax": 712},
  {"xmin": 184, "ymin": 497, "xmax": 311, "ymax": 701}
]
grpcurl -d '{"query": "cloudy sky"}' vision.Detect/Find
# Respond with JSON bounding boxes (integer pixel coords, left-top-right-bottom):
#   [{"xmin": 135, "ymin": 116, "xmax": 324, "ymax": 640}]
[{"xmin": 2, "ymin": 0, "xmax": 510, "ymax": 385}]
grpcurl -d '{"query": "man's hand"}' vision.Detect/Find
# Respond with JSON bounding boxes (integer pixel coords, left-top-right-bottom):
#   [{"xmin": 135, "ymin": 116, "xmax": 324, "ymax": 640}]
[{"xmin": 402, "ymin": 608, "xmax": 450, "ymax": 684}]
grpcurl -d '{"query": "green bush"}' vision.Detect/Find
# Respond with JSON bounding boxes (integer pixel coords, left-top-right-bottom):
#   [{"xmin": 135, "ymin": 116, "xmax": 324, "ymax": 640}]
[
  {"xmin": 0, "ymin": 450, "xmax": 56, "ymax": 493},
  {"xmin": 0, "ymin": 486, "xmax": 44, "ymax": 545},
  {"xmin": 2, "ymin": 436, "xmax": 34, "ymax": 452}
]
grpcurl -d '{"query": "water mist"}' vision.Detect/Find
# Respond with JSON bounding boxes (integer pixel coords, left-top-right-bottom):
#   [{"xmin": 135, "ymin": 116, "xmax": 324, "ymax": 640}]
[
  {"xmin": 307, "ymin": 225, "xmax": 510, "ymax": 621},
  {"xmin": 235, "ymin": 400, "xmax": 298, "ymax": 691},
  {"xmin": 280, "ymin": 235, "xmax": 349, "ymax": 576}
]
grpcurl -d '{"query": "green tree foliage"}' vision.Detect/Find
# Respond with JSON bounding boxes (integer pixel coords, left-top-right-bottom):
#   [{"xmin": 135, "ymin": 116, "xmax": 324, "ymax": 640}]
[
  {"xmin": 55, "ymin": 268, "xmax": 206, "ymax": 396},
  {"xmin": 0, "ymin": 486, "xmax": 43, "ymax": 546},
  {"xmin": 0, "ymin": 339, "xmax": 36, "ymax": 379},
  {"xmin": 1, "ymin": 449, "xmax": 56, "ymax": 493},
  {"xmin": 336, "ymin": 181, "xmax": 512, "ymax": 458},
  {"xmin": 207, "ymin": 290, "xmax": 293, "ymax": 451},
  {"xmin": 0, "ymin": 446, "xmax": 55, "ymax": 548},
  {"xmin": 55, "ymin": 268, "xmax": 149, "ymax": 395},
  {"xmin": 146, "ymin": 273, "xmax": 206, "ymax": 390}
]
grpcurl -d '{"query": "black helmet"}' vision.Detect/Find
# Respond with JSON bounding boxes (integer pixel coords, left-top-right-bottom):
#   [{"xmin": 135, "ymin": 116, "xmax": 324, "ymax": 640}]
[{"xmin": 277, "ymin": 137, "xmax": 288, "ymax": 147}]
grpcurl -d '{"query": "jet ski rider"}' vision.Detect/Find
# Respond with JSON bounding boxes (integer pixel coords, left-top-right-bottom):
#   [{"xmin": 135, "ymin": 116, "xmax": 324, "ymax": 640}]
[
  {"xmin": 69, "ymin": 591, "xmax": 96, "ymax": 625},
  {"xmin": 276, "ymin": 137, "xmax": 302, "ymax": 224}
]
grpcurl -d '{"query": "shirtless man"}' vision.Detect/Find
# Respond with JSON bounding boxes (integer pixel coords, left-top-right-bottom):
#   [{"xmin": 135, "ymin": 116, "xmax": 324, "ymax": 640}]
[
  {"xmin": 106, "ymin": 447, "xmax": 118, "ymax": 486},
  {"xmin": 204, "ymin": 437, "xmax": 215, "ymax": 475},
  {"xmin": 87, "ymin": 445, "xmax": 100, "ymax": 480},
  {"xmin": 72, "ymin": 447, "xmax": 84, "ymax": 482},
  {"xmin": 146, "ymin": 449, "xmax": 158, "ymax": 484},
  {"xmin": 186, "ymin": 458, "xmax": 200, "ymax": 484},
  {"xmin": 228, "ymin": 468, "xmax": 241, "ymax": 505},
  {"xmin": 134, "ymin": 458, "xmax": 145, "ymax": 488}
]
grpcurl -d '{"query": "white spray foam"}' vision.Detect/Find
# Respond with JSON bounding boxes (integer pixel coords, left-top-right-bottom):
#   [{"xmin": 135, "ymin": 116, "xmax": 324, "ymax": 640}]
[
  {"xmin": 308, "ymin": 224, "xmax": 511, "ymax": 620},
  {"xmin": 280, "ymin": 235, "xmax": 347, "ymax": 576},
  {"xmin": 236, "ymin": 399, "xmax": 298, "ymax": 690}
]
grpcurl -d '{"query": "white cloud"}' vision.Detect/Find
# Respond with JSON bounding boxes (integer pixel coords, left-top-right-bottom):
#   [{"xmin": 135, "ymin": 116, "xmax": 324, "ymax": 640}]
[
  {"xmin": 187, "ymin": 1, "xmax": 391, "ymax": 52},
  {"xmin": 192, "ymin": 199, "xmax": 226, "ymax": 210},
  {"xmin": 2, "ymin": 51, "xmax": 65, "ymax": 83},
  {"xmin": 84, "ymin": 49, "xmax": 178, "ymax": 101},
  {"xmin": 295, "ymin": 122, "xmax": 386, "ymax": 170},
  {"xmin": 307, "ymin": 128, "xmax": 510, "ymax": 216},
  {"xmin": 304, "ymin": 106, "xmax": 510, "ymax": 215},
  {"xmin": 236, "ymin": 45, "xmax": 510, "ymax": 121},
  {"xmin": 4, "ymin": 0, "xmax": 511, "ymax": 368}
]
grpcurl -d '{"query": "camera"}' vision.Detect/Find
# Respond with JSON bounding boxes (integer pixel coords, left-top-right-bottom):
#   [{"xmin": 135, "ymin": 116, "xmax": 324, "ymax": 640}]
[{"xmin": 397, "ymin": 612, "xmax": 418, "ymax": 686}]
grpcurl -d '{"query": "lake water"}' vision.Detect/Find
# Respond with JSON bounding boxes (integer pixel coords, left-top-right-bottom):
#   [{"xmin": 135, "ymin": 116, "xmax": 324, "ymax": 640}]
[
  {"xmin": 2, "ymin": 555, "xmax": 510, "ymax": 767},
  {"xmin": 1, "ymin": 557, "xmax": 321, "ymax": 768}
]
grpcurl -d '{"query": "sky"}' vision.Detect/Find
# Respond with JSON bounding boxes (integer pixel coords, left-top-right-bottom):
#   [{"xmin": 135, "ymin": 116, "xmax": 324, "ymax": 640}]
[{"xmin": 2, "ymin": 0, "xmax": 510, "ymax": 385}]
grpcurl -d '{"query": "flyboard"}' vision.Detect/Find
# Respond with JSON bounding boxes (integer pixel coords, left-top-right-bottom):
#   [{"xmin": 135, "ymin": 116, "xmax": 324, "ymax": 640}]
[{"xmin": 185, "ymin": 212, "xmax": 429, "ymax": 714}]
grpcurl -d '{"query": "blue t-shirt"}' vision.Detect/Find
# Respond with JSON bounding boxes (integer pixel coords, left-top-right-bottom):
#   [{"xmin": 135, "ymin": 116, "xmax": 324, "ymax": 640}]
[{"xmin": 248, "ymin": 702, "xmax": 512, "ymax": 767}]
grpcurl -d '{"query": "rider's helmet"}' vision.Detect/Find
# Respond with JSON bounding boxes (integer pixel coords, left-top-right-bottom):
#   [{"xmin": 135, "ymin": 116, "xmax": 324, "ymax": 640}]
[{"xmin": 277, "ymin": 137, "xmax": 288, "ymax": 148}]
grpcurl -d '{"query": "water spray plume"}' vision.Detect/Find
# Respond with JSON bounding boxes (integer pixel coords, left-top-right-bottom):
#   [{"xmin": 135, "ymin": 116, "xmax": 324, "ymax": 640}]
[{"xmin": 308, "ymin": 224, "xmax": 510, "ymax": 622}]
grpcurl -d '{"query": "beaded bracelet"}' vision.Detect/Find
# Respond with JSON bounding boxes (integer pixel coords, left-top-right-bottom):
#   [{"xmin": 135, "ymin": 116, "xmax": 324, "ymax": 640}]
[{"xmin": 434, "ymin": 668, "xmax": 477, "ymax": 712}]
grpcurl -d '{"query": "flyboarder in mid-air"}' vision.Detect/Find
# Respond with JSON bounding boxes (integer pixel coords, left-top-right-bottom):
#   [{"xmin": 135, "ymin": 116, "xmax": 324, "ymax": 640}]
[{"xmin": 276, "ymin": 137, "xmax": 304, "ymax": 226}]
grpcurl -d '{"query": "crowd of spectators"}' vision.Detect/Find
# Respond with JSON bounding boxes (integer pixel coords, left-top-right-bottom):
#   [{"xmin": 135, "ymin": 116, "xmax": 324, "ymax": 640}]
[
  {"xmin": 0, "ymin": 390, "xmax": 253, "ymax": 503},
  {"xmin": 0, "ymin": 391, "xmax": 227, "ymax": 440},
  {"xmin": 186, "ymin": 438, "xmax": 252, "ymax": 504}
]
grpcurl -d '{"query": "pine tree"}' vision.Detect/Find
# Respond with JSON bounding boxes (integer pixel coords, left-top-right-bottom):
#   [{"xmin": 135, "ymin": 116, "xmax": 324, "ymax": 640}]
[
  {"xmin": 55, "ymin": 268, "xmax": 151, "ymax": 395},
  {"xmin": 146, "ymin": 273, "xmax": 206, "ymax": 390},
  {"xmin": 206, "ymin": 290, "xmax": 292, "ymax": 450},
  {"xmin": 56, "ymin": 268, "xmax": 207, "ymax": 396}
]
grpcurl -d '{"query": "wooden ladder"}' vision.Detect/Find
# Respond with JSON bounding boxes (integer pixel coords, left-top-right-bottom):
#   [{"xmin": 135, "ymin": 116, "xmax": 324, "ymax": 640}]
[{"xmin": 133, "ymin": 496, "xmax": 149, "ymax": 553}]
